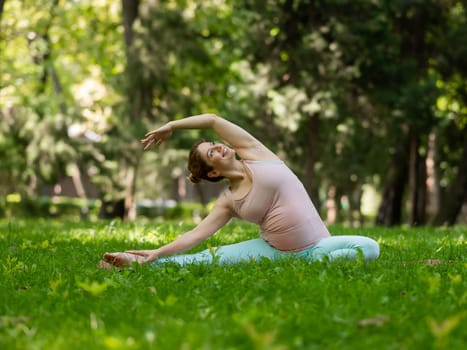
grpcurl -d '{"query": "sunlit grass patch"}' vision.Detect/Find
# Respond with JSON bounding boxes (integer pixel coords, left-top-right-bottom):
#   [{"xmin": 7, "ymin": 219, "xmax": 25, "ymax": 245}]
[{"xmin": 0, "ymin": 220, "xmax": 465, "ymax": 349}]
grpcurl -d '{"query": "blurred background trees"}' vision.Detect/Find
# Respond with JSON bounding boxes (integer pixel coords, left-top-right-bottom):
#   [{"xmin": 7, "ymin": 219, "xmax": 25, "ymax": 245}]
[{"xmin": 1, "ymin": 0, "xmax": 465, "ymax": 226}]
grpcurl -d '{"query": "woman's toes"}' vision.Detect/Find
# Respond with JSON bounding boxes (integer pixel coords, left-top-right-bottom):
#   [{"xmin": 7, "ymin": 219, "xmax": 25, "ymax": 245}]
[
  {"xmin": 98, "ymin": 260, "xmax": 114, "ymax": 269},
  {"xmin": 103, "ymin": 252, "xmax": 125, "ymax": 266},
  {"xmin": 103, "ymin": 252, "xmax": 117, "ymax": 263},
  {"xmin": 102, "ymin": 252, "xmax": 144, "ymax": 267}
]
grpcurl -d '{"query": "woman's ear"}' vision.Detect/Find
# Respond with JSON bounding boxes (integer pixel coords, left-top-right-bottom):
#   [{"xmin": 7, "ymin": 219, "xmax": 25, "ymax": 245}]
[{"xmin": 207, "ymin": 169, "xmax": 220, "ymax": 178}]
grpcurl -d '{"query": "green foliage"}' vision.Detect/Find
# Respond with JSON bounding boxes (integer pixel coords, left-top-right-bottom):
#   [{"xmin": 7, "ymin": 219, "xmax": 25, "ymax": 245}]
[
  {"xmin": 0, "ymin": 220, "xmax": 465, "ymax": 349},
  {"xmin": 2, "ymin": 196, "xmax": 205, "ymax": 221},
  {"xmin": 3, "ymin": 196, "xmax": 100, "ymax": 219},
  {"xmin": 162, "ymin": 202, "xmax": 205, "ymax": 220},
  {"xmin": 0, "ymin": 0, "xmax": 126, "ymax": 199},
  {"xmin": 1, "ymin": 0, "xmax": 466, "ymax": 224}
]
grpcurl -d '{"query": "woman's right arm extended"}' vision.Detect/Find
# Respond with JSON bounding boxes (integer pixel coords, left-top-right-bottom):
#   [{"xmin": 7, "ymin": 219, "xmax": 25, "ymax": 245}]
[
  {"xmin": 125, "ymin": 195, "xmax": 233, "ymax": 263},
  {"xmin": 141, "ymin": 114, "xmax": 278, "ymax": 161}
]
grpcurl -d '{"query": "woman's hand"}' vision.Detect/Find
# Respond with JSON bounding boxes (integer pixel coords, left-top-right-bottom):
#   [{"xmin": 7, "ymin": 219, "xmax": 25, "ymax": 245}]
[
  {"xmin": 102, "ymin": 252, "xmax": 147, "ymax": 267},
  {"xmin": 125, "ymin": 249, "xmax": 159, "ymax": 263},
  {"xmin": 141, "ymin": 123, "xmax": 173, "ymax": 150}
]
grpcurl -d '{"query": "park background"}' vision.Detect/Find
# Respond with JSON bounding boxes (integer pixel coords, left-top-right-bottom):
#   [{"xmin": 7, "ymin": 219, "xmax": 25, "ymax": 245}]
[
  {"xmin": 1, "ymin": 2, "xmax": 466, "ymax": 349},
  {"xmin": 1, "ymin": 0, "xmax": 466, "ymax": 225}
]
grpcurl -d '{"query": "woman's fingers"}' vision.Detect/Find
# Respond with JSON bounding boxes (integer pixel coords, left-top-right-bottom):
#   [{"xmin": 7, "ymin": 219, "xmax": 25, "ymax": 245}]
[
  {"xmin": 143, "ymin": 139, "xmax": 155, "ymax": 150},
  {"xmin": 144, "ymin": 131, "xmax": 163, "ymax": 140},
  {"xmin": 125, "ymin": 250, "xmax": 149, "ymax": 256},
  {"xmin": 145, "ymin": 130, "xmax": 158, "ymax": 137},
  {"xmin": 142, "ymin": 136, "xmax": 162, "ymax": 150},
  {"xmin": 142, "ymin": 124, "xmax": 173, "ymax": 148},
  {"xmin": 141, "ymin": 133, "xmax": 166, "ymax": 150},
  {"xmin": 142, "ymin": 132, "xmax": 159, "ymax": 141}
]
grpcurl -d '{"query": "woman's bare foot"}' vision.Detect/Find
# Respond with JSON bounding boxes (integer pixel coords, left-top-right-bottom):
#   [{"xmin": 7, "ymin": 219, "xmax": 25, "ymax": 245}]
[
  {"xmin": 98, "ymin": 260, "xmax": 116, "ymax": 270},
  {"xmin": 103, "ymin": 252, "xmax": 145, "ymax": 267}
]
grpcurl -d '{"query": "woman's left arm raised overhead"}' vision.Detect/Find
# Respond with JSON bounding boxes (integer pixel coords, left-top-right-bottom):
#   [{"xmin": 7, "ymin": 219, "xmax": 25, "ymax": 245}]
[{"xmin": 141, "ymin": 113, "xmax": 278, "ymax": 161}]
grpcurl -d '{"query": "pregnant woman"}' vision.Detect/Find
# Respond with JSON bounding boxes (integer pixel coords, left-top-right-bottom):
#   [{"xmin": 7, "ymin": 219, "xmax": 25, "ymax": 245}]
[{"xmin": 100, "ymin": 114, "xmax": 379, "ymax": 268}]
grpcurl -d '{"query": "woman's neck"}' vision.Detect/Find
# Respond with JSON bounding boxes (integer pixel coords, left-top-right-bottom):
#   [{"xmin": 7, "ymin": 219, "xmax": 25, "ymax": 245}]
[{"xmin": 227, "ymin": 160, "xmax": 251, "ymax": 192}]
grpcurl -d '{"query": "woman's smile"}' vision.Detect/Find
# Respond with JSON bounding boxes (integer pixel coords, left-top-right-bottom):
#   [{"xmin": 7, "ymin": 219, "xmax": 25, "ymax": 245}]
[{"xmin": 198, "ymin": 142, "xmax": 233, "ymax": 163}]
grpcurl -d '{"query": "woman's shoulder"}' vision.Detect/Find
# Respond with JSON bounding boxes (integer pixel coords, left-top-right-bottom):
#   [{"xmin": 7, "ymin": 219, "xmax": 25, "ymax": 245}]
[
  {"xmin": 242, "ymin": 159, "xmax": 284, "ymax": 164},
  {"xmin": 235, "ymin": 142, "xmax": 279, "ymax": 162},
  {"xmin": 214, "ymin": 190, "xmax": 238, "ymax": 216},
  {"xmin": 216, "ymin": 189, "xmax": 234, "ymax": 207}
]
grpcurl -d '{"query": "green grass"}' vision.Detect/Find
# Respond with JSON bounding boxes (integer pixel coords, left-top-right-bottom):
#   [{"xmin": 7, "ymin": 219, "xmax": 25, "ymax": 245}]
[{"xmin": 0, "ymin": 219, "xmax": 465, "ymax": 350}]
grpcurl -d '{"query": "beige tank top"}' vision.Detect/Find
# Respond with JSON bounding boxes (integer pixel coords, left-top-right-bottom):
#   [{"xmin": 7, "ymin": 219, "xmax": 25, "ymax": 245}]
[{"xmin": 225, "ymin": 160, "xmax": 330, "ymax": 252}]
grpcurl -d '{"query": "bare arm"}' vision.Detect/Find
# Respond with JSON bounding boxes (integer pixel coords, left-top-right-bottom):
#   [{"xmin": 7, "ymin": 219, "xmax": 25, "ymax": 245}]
[
  {"xmin": 141, "ymin": 114, "xmax": 278, "ymax": 161},
  {"xmin": 126, "ymin": 195, "xmax": 233, "ymax": 263}
]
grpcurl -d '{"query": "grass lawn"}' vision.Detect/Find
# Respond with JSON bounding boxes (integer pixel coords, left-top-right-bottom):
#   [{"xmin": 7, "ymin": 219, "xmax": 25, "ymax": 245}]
[{"xmin": 0, "ymin": 219, "xmax": 465, "ymax": 349}]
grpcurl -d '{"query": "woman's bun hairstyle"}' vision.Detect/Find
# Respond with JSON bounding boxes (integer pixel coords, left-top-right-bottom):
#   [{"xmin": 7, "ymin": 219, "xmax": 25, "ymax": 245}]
[{"xmin": 188, "ymin": 173, "xmax": 201, "ymax": 184}]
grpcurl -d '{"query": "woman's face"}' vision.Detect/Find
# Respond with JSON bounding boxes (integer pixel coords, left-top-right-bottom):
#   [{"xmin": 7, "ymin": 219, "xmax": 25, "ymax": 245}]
[{"xmin": 197, "ymin": 141, "xmax": 234, "ymax": 169}]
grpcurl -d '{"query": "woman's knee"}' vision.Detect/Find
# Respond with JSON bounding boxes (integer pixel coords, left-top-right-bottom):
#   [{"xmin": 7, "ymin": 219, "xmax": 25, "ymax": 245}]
[{"xmin": 361, "ymin": 237, "xmax": 380, "ymax": 261}]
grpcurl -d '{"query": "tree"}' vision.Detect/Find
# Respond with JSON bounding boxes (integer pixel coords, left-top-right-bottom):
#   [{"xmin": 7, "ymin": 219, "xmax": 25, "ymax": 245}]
[
  {"xmin": 1, "ymin": 0, "xmax": 466, "ymax": 225},
  {"xmin": 0, "ymin": 0, "xmax": 5, "ymax": 19},
  {"xmin": 1, "ymin": 0, "xmax": 127, "ymax": 214},
  {"xmin": 431, "ymin": 1, "xmax": 467, "ymax": 225},
  {"xmin": 371, "ymin": 1, "xmax": 450, "ymax": 226}
]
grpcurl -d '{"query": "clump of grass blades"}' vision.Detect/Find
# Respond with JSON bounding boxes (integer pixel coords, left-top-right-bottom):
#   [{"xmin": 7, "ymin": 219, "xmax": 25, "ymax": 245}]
[{"xmin": 0, "ymin": 220, "xmax": 465, "ymax": 350}]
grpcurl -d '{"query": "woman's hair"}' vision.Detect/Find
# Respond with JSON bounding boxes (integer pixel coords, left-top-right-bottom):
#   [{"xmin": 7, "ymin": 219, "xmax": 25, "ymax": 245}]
[{"xmin": 187, "ymin": 139, "xmax": 225, "ymax": 183}]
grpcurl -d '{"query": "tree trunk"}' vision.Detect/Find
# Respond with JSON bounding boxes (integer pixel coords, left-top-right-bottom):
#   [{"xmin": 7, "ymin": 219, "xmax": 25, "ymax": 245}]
[
  {"xmin": 426, "ymin": 129, "xmax": 441, "ymax": 217},
  {"xmin": 121, "ymin": 0, "xmax": 149, "ymax": 221},
  {"xmin": 194, "ymin": 183, "xmax": 207, "ymax": 206},
  {"xmin": 124, "ymin": 156, "xmax": 140, "ymax": 221},
  {"xmin": 433, "ymin": 134, "xmax": 467, "ymax": 226},
  {"xmin": 325, "ymin": 185, "xmax": 338, "ymax": 225},
  {"xmin": 70, "ymin": 163, "xmax": 89, "ymax": 220},
  {"xmin": 302, "ymin": 115, "xmax": 321, "ymax": 208},
  {"xmin": 376, "ymin": 139, "xmax": 409, "ymax": 226},
  {"xmin": 121, "ymin": 0, "xmax": 139, "ymax": 50},
  {"xmin": 348, "ymin": 185, "xmax": 364, "ymax": 227},
  {"xmin": 0, "ymin": 0, "xmax": 6, "ymax": 20},
  {"xmin": 408, "ymin": 129, "xmax": 427, "ymax": 226},
  {"xmin": 356, "ymin": 186, "xmax": 364, "ymax": 226},
  {"xmin": 172, "ymin": 175, "xmax": 187, "ymax": 203}
]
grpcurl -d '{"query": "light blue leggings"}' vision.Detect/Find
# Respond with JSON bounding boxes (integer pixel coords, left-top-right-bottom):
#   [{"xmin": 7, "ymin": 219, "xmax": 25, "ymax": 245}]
[{"xmin": 151, "ymin": 235, "xmax": 380, "ymax": 266}]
